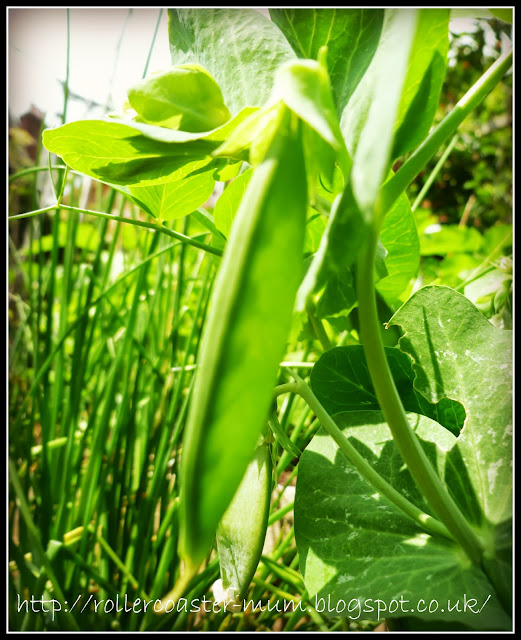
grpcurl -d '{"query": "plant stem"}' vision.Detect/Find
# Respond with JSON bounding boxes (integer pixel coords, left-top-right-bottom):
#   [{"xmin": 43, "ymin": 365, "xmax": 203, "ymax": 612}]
[
  {"xmin": 8, "ymin": 204, "xmax": 223, "ymax": 257},
  {"xmin": 274, "ymin": 382, "xmax": 453, "ymax": 542},
  {"xmin": 411, "ymin": 134, "xmax": 457, "ymax": 212},
  {"xmin": 356, "ymin": 225, "xmax": 484, "ymax": 564},
  {"xmin": 381, "ymin": 50, "xmax": 512, "ymax": 214},
  {"xmin": 142, "ymin": 9, "xmax": 163, "ymax": 79},
  {"xmin": 306, "ymin": 301, "xmax": 332, "ymax": 351}
]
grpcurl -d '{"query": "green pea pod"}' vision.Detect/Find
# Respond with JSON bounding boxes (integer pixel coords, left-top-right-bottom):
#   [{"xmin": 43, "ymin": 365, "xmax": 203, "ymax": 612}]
[
  {"xmin": 179, "ymin": 112, "xmax": 307, "ymax": 571},
  {"xmin": 215, "ymin": 436, "xmax": 272, "ymax": 605}
]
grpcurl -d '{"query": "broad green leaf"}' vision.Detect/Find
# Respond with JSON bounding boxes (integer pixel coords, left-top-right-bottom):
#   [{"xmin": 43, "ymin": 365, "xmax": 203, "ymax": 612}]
[
  {"xmin": 420, "ymin": 225, "xmax": 484, "ymax": 256},
  {"xmin": 269, "ymin": 9, "xmax": 384, "ymax": 116},
  {"xmin": 43, "ymin": 120, "xmax": 214, "ymax": 187},
  {"xmin": 421, "ymin": 254, "xmax": 480, "ymax": 289},
  {"xmin": 389, "ymin": 286, "xmax": 512, "ymax": 527},
  {"xmin": 376, "ymin": 191, "xmax": 420, "ymax": 306},
  {"xmin": 128, "ymin": 65, "xmax": 231, "ymax": 132},
  {"xmin": 341, "ymin": 9, "xmax": 420, "ymax": 218},
  {"xmin": 302, "ymin": 126, "xmax": 337, "ymax": 202},
  {"xmin": 128, "ymin": 171, "xmax": 215, "ymax": 222},
  {"xmin": 213, "ymin": 169, "xmax": 253, "ymax": 236},
  {"xmin": 214, "ymin": 160, "xmax": 243, "ymax": 182},
  {"xmin": 310, "ymin": 346, "xmax": 465, "ymax": 435},
  {"xmin": 168, "ymin": 9, "xmax": 295, "ymax": 115},
  {"xmin": 315, "ymin": 269, "xmax": 357, "ymax": 324},
  {"xmin": 374, "ymin": 238, "xmax": 389, "ymax": 283},
  {"xmin": 391, "ymin": 10, "xmax": 450, "ymax": 159},
  {"xmin": 43, "ymin": 110, "xmax": 257, "ymax": 187},
  {"xmin": 295, "ymin": 411, "xmax": 511, "ymax": 629}
]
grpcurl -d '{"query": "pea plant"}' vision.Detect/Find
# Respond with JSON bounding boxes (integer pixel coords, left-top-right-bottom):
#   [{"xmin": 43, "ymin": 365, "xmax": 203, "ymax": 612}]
[{"xmin": 28, "ymin": 8, "xmax": 511, "ymax": 632}]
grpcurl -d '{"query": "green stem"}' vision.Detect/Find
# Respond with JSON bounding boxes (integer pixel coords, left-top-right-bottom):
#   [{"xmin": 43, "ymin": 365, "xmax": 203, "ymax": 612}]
[
  {"xmin": 274, "ymin": 382, "xmax": 453, "ymax": 542},
  {"xmin": 9, "ymin": 165, "xmax": 68, "ymax": 183},
  {"xmin": 356, "ymin": 226, "xmax": 484, "ymax": 564},
  {"xmin": 142, "ymin": 9, "xmax": 163, "ymax": 79},
  {"xmin": 411, "ymin": 135, "xmax": 457, "ymax": 212},
  {"xmin": 381, "ymin": 51, "xmax": 512, "ymax": 214},
  {"xmin": 306, "ymin": 301, "xmax": 332, "ymax": 351},
  {"xmin": 8, "ymin": 204, "xmax": 222, "ymax": 257}
]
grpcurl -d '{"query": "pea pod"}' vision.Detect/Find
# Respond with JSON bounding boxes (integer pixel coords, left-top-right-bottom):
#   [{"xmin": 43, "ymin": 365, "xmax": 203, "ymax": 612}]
[
  {"xmin": 179, "ymin": 112, "xmax": 308, "ymax": 570},
  {"xmin": 215, "ymin": 435, "xmax": 272, "ymax": 606}
]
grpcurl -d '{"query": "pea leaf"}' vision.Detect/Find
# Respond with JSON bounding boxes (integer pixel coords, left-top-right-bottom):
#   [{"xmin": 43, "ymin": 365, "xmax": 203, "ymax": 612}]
[
  {"xmin": 42, "ymin": 110, "xmax": 256, "ymax": 187},
  {"xmin": 213, "ymin": 169, "xmax": 253, "ymax": 237},
  {"xmin": 269, "ymin": 9, "xmax": 384, "ymax": 116},
  {"xmin": 295, "ymin": 411, "xmax": 511, "ymax": 630},
  {"xmin": 376, "ymin": 191, "xmax": 420, "ymax": 307},
  {"xmin": 315, "ymin": 269, "xmax": 357, "ymax": 324},
  {"xmin": 128, "ymin": 171, "xmax": 215, "ymax": 222},
  {"xmin": 43, "ymin": 120, "xmax": 215, "ymax": 187},
  {"xmin": 310, "ymin": 346, "xmax": 465, "ymax": 436},
  {"xmin": 215, "ymin": 58, "xmax": 350, "ymax": 176},
  {"xmin": 389, "ymin": 286, "xmax": 513, "ymax": 528},
  {"xmin": 391, "ymin": 9, "xmax": 450, "ymax": 159},
  {"xmin": 168, "ymin": 9, "xmax": 295, "ymax": 115},
  {"xmin": 128, "ymin": 65, "xmax": 231, "ymax": 132},
  {"xmin": 304, "ymin": 213, "xmax": 327, "ymax": 255},
  {"xmin": 341, "ymin": 9, "xmax": 421, "ymax": 218}
]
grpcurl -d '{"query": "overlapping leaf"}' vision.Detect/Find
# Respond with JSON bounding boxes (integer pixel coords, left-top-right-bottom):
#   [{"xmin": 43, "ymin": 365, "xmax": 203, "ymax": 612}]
[
  {"xmin": 42, "ymin": 109, "xmax": 256, "ymax": 187},
  {"xmin": 389, "ymin": 286, "xmax": 512, "ymax": 527},
  {"xmin": 128, "ymin": 64, "xmax": 231, "ymax": 132},
  {"xmin": 168, "ymin": 9, "xmax": 295, "ymax": 115},
  {"xmin": 295, "ymin": 411, "xmax": 511, "ymax": 629},
  {"xmin": 310, "ymin": 345, "xmax": 465, "ymax": 435},
  {"xmin": 340, "ymin": 9, "xmax": 449, "ymax": 218},
  {"xmin": 128, "ymin": 172, "xmax": 215, "ymax": 221},
  {"xmin": 269, "ymin": 9, "xmax": 384, "ymax": 115},
  {"xmin": 213, "ymin": 169, "xmax": 253, "ymax": 236},
  {"xmin": 376, "ymin": 191, "xmax": 420, "ymax": 307}
]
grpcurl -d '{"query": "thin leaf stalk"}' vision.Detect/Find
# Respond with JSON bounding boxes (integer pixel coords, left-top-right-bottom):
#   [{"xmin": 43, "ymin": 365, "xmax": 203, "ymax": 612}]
[
  {"xmin": 355, "ymin": 224, "xmax": 484, "ymax": 564},
  {"xmin": 274, "ymin": 381, "xmax": 453, "ymax": 541}
]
